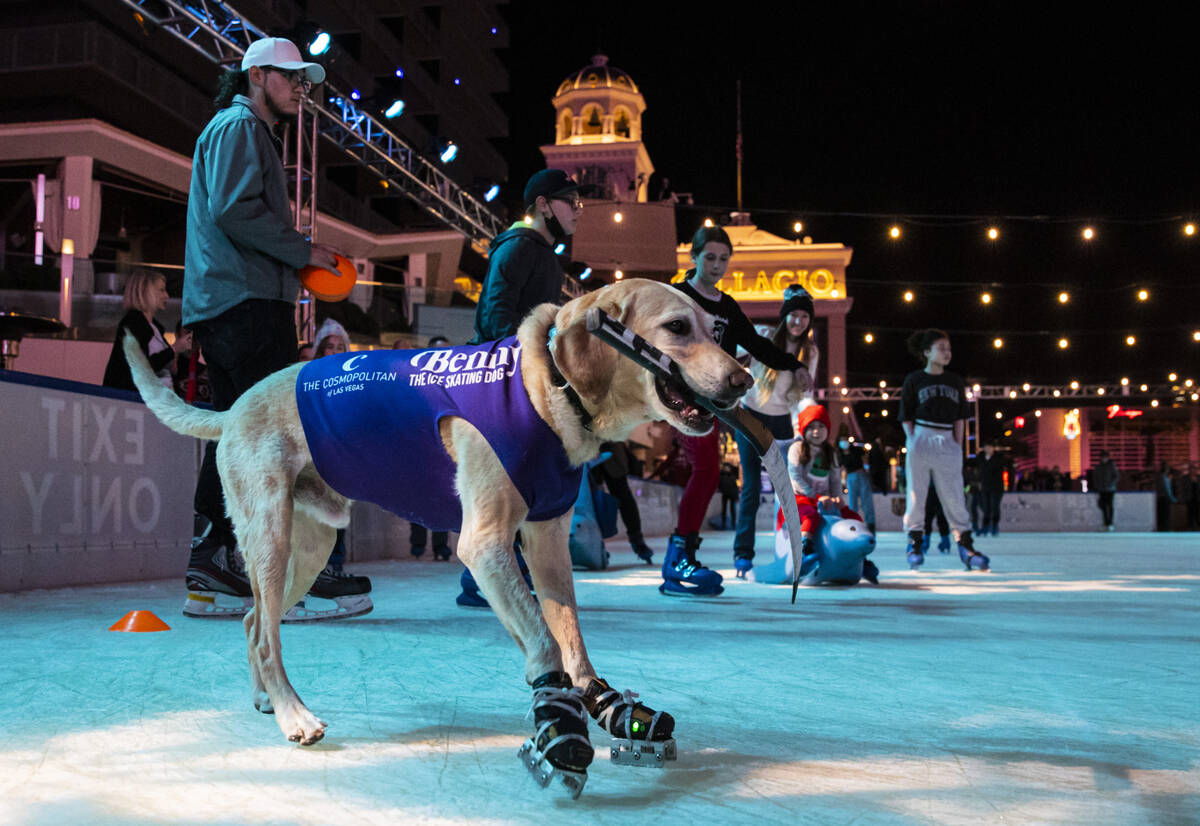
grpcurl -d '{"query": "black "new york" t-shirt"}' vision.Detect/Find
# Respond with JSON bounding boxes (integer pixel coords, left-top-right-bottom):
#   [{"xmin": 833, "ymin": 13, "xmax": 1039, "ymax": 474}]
[{"xmin": 900, "ymin": 369, "xmax": 968, "ymax": 426}]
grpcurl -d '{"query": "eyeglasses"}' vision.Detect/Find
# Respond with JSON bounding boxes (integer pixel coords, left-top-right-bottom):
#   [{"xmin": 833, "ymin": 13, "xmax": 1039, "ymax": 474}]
[
  {"xmin": 265, "ymin": 66, "xmax": 313, "ymax": 92},
  {"xmin": 553, "ymin": 195, "xmax": 583, "ymax": 211}
]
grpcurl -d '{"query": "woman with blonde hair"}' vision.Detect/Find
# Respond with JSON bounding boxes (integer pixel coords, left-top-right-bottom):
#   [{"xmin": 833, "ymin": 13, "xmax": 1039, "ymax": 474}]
[
  {"xmin": 103, "ymin": 269, "xmax": 187, "ymax": 392},
  {"xmin": 730, "ymin": 284, "xmax": 817, "ymax": 576}
]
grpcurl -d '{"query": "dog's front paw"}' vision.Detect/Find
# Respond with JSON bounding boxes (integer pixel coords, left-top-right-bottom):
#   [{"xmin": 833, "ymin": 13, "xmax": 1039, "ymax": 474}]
[{"xmin": 276, "ymin": 705, "xmax": 327, "ymax": 745}]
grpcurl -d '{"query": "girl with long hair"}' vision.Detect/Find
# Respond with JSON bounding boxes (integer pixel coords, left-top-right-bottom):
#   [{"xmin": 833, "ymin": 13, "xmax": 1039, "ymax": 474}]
[
  {"xmin": 102, "ymin": 269, "xmax": 188, "ymax": 393},
  {"xmin": 661, "ymin": 225, "xmax": 808, "ymax": 596},
  {"xmin": 731, "ymin": 283, "xmax": 817, "ymax": 576},
  {"xmin": 899, "ymin": 329, "xmax": 989, "ymax": 571}
]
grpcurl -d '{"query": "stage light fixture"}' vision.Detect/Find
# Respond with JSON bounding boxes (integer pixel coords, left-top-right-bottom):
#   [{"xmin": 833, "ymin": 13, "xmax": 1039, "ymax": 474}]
[
  {"xmin": 484, "ymin": 184, "xmax": 499, "ymax": 202},
  {"xmin": 554, "ymin": 243, "xmax": 565, "ymax": 255},
  {"xmin": 579, "ymin": 267, "xmax": 592, "ymax": 280},
  {"xmin": 308, "ymin": 30, "xmax": 331, "ymax": 56},
  {"xmin": 350, "ymin": 89, "xmax": 361, "ymax": 100},
  {"xmin": 440, "ymin": 142, "xmax": 458, "ymax": 163},
  {"xmin": 384, "ymin": 99, "xmax": 405, "ymax": 118}
]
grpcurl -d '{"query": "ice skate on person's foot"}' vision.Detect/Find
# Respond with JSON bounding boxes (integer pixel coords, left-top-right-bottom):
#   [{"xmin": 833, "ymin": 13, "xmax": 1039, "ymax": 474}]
[
  {"xmin": 920, "ymin": 533, "xmax": 931, "ymax": 553},
  {"xmin": 937, "ymin": 534, "xmax": 951, "ymax": 554},
  {"xmin": 432, "ymin": 543, "xmax": 452, "ymax": 561},
  {"xmin": 518, "ymin": 671, "xmax": 593, "ymax": 799},
  {"xmin": 734, "ymin": 555, "xmax": 753, "ymax": 579},
  {"xmin": 906, "ymin": 531, "xmax": 925, "ymax": 570},
  {"xmin": 582, "ymin": 677, "xmax": 677, "ymax": 768},
  {"xmin": 183, "ymin": 526, "xmax": 253, "ymax": 618},
  {"xmin": 659, "ymin": 532, "xmax": 723, "ymax": 597},
  {"xmin": 628, "ymin": 532, "xmax": 654, "ymax": 565},
  {"xmin": 282, "ymin": 565, "xmax": 373, "ymax": 623},
  {"xmin": 410, "ymin": 544, "xmax": 426, "ymax": 559},
  {"xmin": 957, "ymin": 531, "xmax": 990, "ymax": 571}
]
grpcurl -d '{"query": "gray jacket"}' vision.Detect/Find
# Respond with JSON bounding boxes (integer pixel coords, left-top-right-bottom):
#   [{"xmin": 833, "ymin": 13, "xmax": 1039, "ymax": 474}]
[{"xmin": 183, "ymin": 95, "xmax": 311, "ymax": 325}]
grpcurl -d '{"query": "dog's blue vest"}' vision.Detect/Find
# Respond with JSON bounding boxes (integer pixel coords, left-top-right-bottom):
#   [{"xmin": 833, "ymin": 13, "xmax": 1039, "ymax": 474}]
[{"xmin": 295, "ymin": 337, "xmax": 581, "ymax": 532}]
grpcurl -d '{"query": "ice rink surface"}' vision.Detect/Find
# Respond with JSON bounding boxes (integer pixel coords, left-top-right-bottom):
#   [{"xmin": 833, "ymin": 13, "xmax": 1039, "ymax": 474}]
[{"xmin": 1, "ymin": 531, "xmax": 1197, "ymax": 826}]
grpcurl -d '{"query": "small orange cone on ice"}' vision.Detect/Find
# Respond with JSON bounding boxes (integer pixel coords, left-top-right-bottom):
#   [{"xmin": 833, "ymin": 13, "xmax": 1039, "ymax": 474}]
[{"xmin": 109, "ymin": 610, "xmax": 171, "ymax": 632}]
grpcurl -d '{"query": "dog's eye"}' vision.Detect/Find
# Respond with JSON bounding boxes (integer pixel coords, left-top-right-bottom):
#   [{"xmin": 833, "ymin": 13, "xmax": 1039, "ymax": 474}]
[{"xmin": 664, "ymin": 319, "xmax": 690, "ymax": 336}]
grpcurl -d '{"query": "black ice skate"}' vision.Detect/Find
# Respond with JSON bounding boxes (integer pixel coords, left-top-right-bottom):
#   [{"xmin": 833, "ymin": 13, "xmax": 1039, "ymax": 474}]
[
  {"xmin": 957, "ymin": 531, "xmax": 990, "ymax": 571},
  {"xmin": 582, "ymin": 677, "xmax": 677, "ymax": 768},
  {"xmin": 517, "ymin": 671, "xmax": 593, "ymax": 799},
  {"xmin": 282, "ymin": 565, "xmax": 373, "ymax": 623},
  {"xmin": 184, "ymin": 528, "xmax": 254, "ymax": 619}
]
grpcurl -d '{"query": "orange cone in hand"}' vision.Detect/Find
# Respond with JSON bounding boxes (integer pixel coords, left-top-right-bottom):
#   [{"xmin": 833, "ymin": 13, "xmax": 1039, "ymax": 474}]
[{"xmin": 109, "ymin": 610, "xmax": 171, "ymax": 632}]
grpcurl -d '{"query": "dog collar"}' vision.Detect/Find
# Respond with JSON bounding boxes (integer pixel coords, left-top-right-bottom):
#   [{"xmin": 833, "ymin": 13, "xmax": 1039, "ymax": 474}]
[{"xmin": 546, "ymin": 325, "xmax": 594, "ymax": 432}]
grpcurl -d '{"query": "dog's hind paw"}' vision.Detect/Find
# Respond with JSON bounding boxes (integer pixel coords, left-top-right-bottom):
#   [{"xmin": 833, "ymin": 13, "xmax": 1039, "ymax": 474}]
[
  {"xmin": 277, "ymin": 707, "xmax": 327, "ymax": 746},
  {"xmin": 253, "ymin": 691, "xmax": 274, "ymax": 715}
]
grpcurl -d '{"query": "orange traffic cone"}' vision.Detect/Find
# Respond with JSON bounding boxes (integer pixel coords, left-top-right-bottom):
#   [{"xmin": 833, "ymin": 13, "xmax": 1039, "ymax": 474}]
[{"xmin": 109, "ymin": 610, "xmax": 171, "ymax": 632}]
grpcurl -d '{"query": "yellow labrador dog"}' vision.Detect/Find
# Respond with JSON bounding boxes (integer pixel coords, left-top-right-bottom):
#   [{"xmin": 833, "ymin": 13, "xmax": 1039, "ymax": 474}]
[{"xmin": 125, "ymin": 278, "xmax": 750, "ymax": 795}]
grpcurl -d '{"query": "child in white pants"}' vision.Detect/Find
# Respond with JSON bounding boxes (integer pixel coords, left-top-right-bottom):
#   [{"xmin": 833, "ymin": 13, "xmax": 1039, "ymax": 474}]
[{"xmin": 899, "ymin": 329, "xmax": 990, "ymax": 571}]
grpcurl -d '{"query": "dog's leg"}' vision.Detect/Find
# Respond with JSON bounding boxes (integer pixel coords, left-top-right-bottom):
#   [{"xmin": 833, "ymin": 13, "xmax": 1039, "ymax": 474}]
[
  {"xmin": 521, "ymin": 518, "xmax": 597, "ymax": 685},
  {"xmin": 228, "ymin": 466, "xmax": 327, "ymax": 745}
]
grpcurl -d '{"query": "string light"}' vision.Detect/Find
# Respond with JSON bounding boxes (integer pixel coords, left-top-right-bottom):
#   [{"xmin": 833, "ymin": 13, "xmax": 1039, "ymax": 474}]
[
  {"xmin": 1070, "ymin": 380, "xmax": 1079, "ymax": 390},
  {"xmin": 881, "ymin": 409, "xmax": 889, "ymax": 417},
  {"xmin": 1120, "ymin": 377, "xmax": 1129, "ymax": 386},
  {"xmin": 832, "ymin": 376, "xmax": 842, "ymax": 385},
  {"xmin": 1137, "ymin": 289, "xmax": 1149, "ymax": 301},
  {"xmin": 994, "ymin": 411, "xmax": 1003, "ymax": 419},
  {"xmin": 703, "ymin": 218, "xmax": 714, "ymax": 228},
  {"xmin": 1053, "ymin": 389, "xmax": 1061, "ymax": 397},
  {"xmin": 1097, "ymin": 387, "xmax": 1105, "ymax": 395},
  {"xmin": 1194, "ymin": 331, "xmax": 1200, "ymax": 341},
  {"xmin": 1125, "ymin": 335, "xmax": 1136, "ymax": 346},
  {"xmin": 614, "ymin": 270, "xmax": 624, "ymax": 280},
  {"xmin": 1082, "ymin": 226, "xmax": 1095, "ymax": 240},
  {"xmin": 842, "ymin": 406, "xmax": 850, "ymax": 413},
  {"xmin": 993, "ymin": 337, "xmax": 1004, "ymax": 349},
  {"xmin": 613, "ymin": 211, "xmax": 623, "ymax": 223},
  {"xmin": 981, "ymin": 292, "xmax": 992, "ymax": 304},
  {"xmin": 1187, "ymin": 379, "xmax": 1195, "ymax": 388},
  {"xmin": 1168, "ymin": 372, "xmax": 1178, "ymax": 382},
  {"xmin": 1035, "ymin": 409, "xmax": 1043, "ymax": 417},
  {"xmin": 903, "ymin": 290, "xmax": 914, "ymax": 303},
  {"xmin": 889, "ymin": 225, "xmax": 902, "ymax": 240},
  {"xmin": 1151, "ymin": 399, "xmax": 1159, "ymax": 407},
  {"xmin": 793, "ymin": 221, "xmax": 804, "ymax": 233},
  {"xmin": 1058, "ymin": 291, "xmax": 1070, "ymax": 304},
  {"xmin": 864, "ymin": 332, "xmax": 874, "ymax": 343},
  {"xmin": 1008, "ymin": 390, "xmax": 1017, "ymax": 398},
  {"xmin": 1058, "ymin": 338, "xmax": 1069, "ymax": 349},
  {"xmin": 1140, "ymin": 384, "xmax": 1148, "ymax": 391},
  {"xmin": 879, "ymin": 380, "xmax": 887, "ymax": 388},
  {"xmin": 987, "ymin": 227, "xmax": 999, "ymax": 240},
  {"xmin": 1185, "ymin": 222, "xmax": 1196, "ymax": 236}
]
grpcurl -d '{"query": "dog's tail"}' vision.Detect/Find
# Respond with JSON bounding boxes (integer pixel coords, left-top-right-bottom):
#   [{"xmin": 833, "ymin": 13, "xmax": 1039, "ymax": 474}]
[{"xmin": 123, "ymin": 330, "xmax": 224, "ymax": 440}]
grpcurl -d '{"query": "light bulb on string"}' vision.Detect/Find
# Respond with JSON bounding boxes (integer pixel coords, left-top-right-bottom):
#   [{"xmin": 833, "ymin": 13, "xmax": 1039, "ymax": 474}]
[
  {"xmin": 987, "ymin": 227, "xmax": 1000, "ymax": 241},
  {"xmin": 903, "ymin": 290, "xmax": 914, "ymax": 303},
  {"xmin": 889, "ymin": 225, "xmax": 902, "ymax": 240},
  {"xmin": 1151, "ymin": 399, "xmax": 1159, "ymax": 408},
  {"xmin": 1058, "ymin": 291, "xmax": 1070, "ymax": 304},
  {"xmin": 993, "ymin": 338, "xmax": 1004, "ymax": 349},
  {"xmin": 1082, "ymin": 226, "xmax": 1095, "ymax": 241},
  {"xmin": 793, "ymin": 221, "xmax": 804, "ymax": 234},
  {"xmin": 1126, "ymin": 335, "xmax": 1136, "ymax": 346},
  {"xmin": 1120, "ymin": 377, "xmax": 1129, "ymax": 386},
  {"xmin": 1137, "ymin": 289, "xmax": 1149, "ymax": 301},
  {"xmin": 1185, "ymin": 222, "xmax": 1196, "ymax": 236},
  {"xmin": 981, "ymin": 292, "xmax": 992, "ymax": 304},
  {"xmin": 1168, "ymin": 372, "xmax": 1178, "ymax": 382},
  {"xmin": 703, "ymin": 218, "xmax": 714, "ymax": 228},
  {"xmin": 1058, "ymin": 338, "xmax": 1069, "ymax": 349},
  {"xmin": 864, "ymin": 332, "xmax": 874, "ymax": 343}
]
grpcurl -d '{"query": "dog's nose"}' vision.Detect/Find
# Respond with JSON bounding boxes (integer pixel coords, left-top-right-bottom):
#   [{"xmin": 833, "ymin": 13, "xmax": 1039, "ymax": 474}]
[{"xmin": 728, "ymin": 369, "xmax": 753, "ymax": 396}]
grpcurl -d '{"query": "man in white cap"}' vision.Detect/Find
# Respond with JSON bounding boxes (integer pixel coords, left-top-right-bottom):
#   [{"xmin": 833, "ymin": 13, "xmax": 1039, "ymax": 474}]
[{"xmin": 180, "ymin": 37, "xmax": 369, "ymax": 620}]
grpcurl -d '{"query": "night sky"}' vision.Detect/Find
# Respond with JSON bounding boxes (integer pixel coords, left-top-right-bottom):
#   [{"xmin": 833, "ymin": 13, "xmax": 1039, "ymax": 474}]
[{"xmin": 498, "ymin": 2, "xmax": 1199, "ymax": 405}]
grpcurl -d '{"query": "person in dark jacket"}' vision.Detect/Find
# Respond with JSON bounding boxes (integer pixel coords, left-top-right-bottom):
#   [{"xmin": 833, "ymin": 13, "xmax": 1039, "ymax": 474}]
[
  {"xmin": 976, "ymin": 442, "xmax": 1008, "ymax": 535},
  {"xmin": 103, "ymin": 269, "xmax": 188, "ymax": 393},
  {"xmin": 471, "ymin": 168, "xmax": 581, "ymax": 343},
  {"xmin": 1091, "ymin": 450, "xmax": 1119, "ymax": 531}
]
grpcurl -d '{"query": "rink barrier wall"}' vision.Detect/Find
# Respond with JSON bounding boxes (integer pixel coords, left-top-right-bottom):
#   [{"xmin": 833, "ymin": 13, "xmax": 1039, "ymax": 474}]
[{"xmin": 0, "ymin": 368, "xmax": 1162, "ymax": 592}]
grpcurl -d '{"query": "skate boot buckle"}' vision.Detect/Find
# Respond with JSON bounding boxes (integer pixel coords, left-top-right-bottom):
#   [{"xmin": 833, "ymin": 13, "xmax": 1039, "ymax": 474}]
[
  {"xmin": 609, "ymin": 737, "xmax": 677, "ymax": 767},
  {"xmin": 518, "ymin": 738, "xmax": 588, "ymax": 799}
]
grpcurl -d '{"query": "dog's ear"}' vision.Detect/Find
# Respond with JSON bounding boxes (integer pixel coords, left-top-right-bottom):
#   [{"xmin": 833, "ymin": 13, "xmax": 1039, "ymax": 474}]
[{"xmin": 551, "ymin": 287, "xmax": 623, "ymax": 401}]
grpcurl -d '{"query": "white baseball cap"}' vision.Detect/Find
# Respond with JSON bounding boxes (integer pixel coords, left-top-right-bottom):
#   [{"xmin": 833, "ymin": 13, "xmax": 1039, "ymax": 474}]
[{"xmin": 241, "ymin": 37, "xmax": 326, "ymax": 84}]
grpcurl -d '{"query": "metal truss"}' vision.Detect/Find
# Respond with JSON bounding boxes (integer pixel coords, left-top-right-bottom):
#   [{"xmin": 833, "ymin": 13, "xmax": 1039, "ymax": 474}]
[
  {"xmin": 112, "ymin": 0, "xmax": 507, "ymax": 255},
  {"xmin": 818, "ymin": 383, "xmax": 1179, "ymax": 404}
]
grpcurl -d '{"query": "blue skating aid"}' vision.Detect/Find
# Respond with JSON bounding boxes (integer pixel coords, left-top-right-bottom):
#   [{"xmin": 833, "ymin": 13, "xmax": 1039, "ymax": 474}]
[{"xmin": 754, "ymin": 500, "xmax": 878, "ymax": 585}]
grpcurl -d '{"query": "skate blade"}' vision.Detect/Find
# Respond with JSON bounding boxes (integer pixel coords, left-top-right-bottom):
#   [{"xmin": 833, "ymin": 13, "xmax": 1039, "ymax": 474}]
[
  {"xmin": 658, "ymin": 584, "xmax": 724, "ymax": 598},
  {"xmin": 282, "ymin": 594, "xmax": 373, "ymax": 624},
  {"xmin": 609, "ymin": 737, "xmax": 677, "ymax": 768},
  {"xmin": 518, "ymin": 739, "xmax": 587, "ymax": 799},
  {"xmin": 182, "ymin": 591, "xmax": 252, "ymax": 618}
]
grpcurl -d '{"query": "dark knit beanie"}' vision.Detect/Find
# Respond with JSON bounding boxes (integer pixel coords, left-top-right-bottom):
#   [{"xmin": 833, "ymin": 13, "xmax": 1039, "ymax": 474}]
[{"xmin": 780, "ymin": 285, "xmax": 814, "ymax": 321}]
